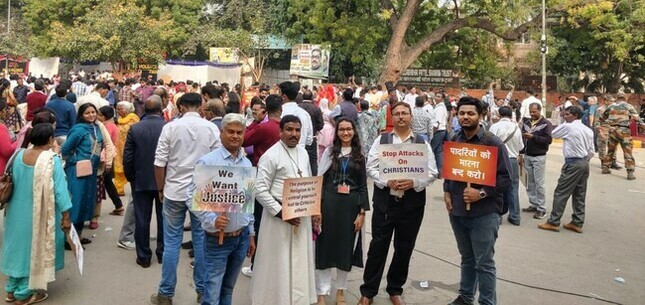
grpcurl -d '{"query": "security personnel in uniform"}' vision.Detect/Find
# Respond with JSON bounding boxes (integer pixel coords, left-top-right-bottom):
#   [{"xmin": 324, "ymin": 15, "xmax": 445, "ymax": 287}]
[{"xmin": 601, "ymin": 93, "xmax": 645, "ymax": 180}]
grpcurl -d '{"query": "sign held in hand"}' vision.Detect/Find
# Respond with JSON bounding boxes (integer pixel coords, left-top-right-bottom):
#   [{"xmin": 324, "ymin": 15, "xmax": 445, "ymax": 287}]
[
  {"xmin": 191, "ymin": 165, "xmax": 256, "ymax": 214},
  {"xmin": 281, "ymin": 176, "xmax": 323, "ymax": 221}
]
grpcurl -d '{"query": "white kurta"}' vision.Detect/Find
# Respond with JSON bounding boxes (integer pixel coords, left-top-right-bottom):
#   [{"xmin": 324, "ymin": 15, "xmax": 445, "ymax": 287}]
[{"xmin": 252, "ymin": 141, "xmax": 317, "ymax": 305}]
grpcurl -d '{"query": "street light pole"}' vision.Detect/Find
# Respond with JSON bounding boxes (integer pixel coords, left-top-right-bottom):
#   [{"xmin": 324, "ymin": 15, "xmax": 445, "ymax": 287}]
[
  {"xmin": 540, "ymin": 0, "xmax": 547, "ymax": 105},
  {"xmin": 5, "ymin": 0, "xmax": 10, "ymax": 77}
]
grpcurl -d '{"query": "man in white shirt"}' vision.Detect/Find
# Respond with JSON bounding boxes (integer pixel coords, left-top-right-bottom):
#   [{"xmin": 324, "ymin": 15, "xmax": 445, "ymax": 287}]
[
  {"xmin": 403, "ymin": 86, "xmax": 418, "ymax": 108},
  {"xmin": 151, "ymin": 93, "xmax": 222, "ymax": 305},
  {"xmin": 431, "ymin": 99, "xmax": 449, "ymax": 177},
  {"xmin": 538, "ymin": 105, "xmax": 594, "ymax": 234},
  {"xmin": 75, "ymin": 82, "xmax": 110, "ymax": 111},
  {"xmin": 490, "ymin": 106, "xmax": 524, "ymax": 225},
  {"xmin": 252, "ymin": 115, "xmax": 320, "ymax": 305},
  {"xmin": 520, "ymin": 90, "xmax": 543, "ymax": 119}
]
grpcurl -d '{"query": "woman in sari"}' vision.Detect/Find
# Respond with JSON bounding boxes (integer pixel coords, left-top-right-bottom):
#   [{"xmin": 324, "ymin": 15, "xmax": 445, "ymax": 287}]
[
  {"xmin": 113, "ymin": 101, "xmax": 139, "ymax": 196},
  {"xmin": 1, "ymin": 79, "xmax": 22, "ymax": 133},
  {"xmin": 315, "ymin": 118, "xmax": 369, "ymax": 305},
  {"xmin": 1, "ymin": 124, "xmax": 72, "ymax": 305},
  {"xmin": 61, "ymin": 103, "xmax": 104, "ymax": 244}
]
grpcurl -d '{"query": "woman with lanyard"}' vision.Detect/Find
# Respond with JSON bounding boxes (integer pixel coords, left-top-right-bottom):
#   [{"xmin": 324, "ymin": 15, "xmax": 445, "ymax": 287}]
[
  {"xmin": 61, "ymin": 103, "xmax": 104, "ymax": 246},
  {"xmin": 315, "ymin": 117, "xmax": 369, "ymax": 305}
]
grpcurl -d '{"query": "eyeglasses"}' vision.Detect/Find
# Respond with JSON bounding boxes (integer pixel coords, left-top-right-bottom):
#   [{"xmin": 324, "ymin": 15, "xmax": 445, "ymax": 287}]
[
  {"xmin": 392, "ymin": 112, "xmax": 410, "ymax": 117},
  {"xmin": 338, "ymin": 128, "xmax": 354, "ymax": 133}
]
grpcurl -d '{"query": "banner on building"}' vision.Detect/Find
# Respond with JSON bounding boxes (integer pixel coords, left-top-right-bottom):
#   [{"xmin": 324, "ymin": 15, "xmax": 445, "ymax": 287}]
[
  {"xmin": 289, "ymin": 44, "xmax": 330, "ymax": 79},
  {"xmin": 398, "ymin": 69, "xmax": 460, "ymax": 88},
  {"xmin": 209, "ymin": 48, "xmax": 240, "ymax": 64}
]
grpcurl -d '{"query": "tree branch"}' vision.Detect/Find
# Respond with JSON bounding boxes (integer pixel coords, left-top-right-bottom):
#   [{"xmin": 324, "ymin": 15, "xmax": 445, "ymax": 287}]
[
  {"xmin": 404, "ymin": 13, "xmax": 543, "ymax": 67},
  {"xmin": 379, "ymin": 0, "xmax": 399, "ymax": 27}
]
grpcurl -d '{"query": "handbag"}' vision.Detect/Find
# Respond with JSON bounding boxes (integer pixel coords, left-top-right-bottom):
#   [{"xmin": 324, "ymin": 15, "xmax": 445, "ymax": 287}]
[
  {"xmin": 76, "ymin": 125, "xmax": 100, "ymax": 178},
  {"xmin": 0, "ymin": 149, "xmax": 25, "ymax": 208}
]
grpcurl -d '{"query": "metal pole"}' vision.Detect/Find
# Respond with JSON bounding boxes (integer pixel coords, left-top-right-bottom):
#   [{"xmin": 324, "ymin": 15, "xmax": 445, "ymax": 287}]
[
  {"xmin": 5, "ymin": 0, "xmax": 9, "ymax": 77},
  {"xmin": 541, "ymin": 0, "xmax": 547, "ymax": 105}
]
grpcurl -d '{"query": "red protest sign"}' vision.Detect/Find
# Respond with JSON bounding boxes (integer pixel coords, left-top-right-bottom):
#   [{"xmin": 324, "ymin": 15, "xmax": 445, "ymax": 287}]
[{"xmin": 442, "ymin": 142, "xmax": 498, "ymax": 187}]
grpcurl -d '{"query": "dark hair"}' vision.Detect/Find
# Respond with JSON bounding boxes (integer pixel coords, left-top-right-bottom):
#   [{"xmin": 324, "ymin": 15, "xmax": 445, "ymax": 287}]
[
  {"xmin": 457, "ymin": 96, "xmax": 484, "ymax": 114},
  {"xmin": 34, "ymin": 80, "xmax": 45, "ymax": 91},
  {"xmin": 154, "ymin": 87, "xmax": 168, "ymax": 100},
  {"xmin": 498, "ymin": 106, "xmax": 512, "ymax": 118},
  {"xmin": 179, "ymin": 92, "xmax": 202, "ymax": 109},
  {"xmin": 250, "ymin": 96, "xmax": 264, "ymax": 107},
  {"xmin": 565, "ymin": 105, "xmax": 583, "ymax": 119},
  {"xmin": 342, "ymin": 88, "xmax": 354, "ymax": 101},
  {"xmin": 529, "ymin": 102, "xmax": 542, "ymax": 111},
  {"xmin": 32, "ymin": 110, "xmax": 56, "ymax": 126},
  {"xmin": 201, "ymin": 84, "xmax": 219, "ymax": 99},
  {"xmin": 55, "ymin": 84, "xmax": 68, "ymax": 98},
  {"xmin": 77, "ymin": 103, "xmax": 98, "ymax": 123},
  {"xmin": 390, "ymin": 101, "xmax": 411, "ymax": 116},
  {"xmin": 527, "ymin": 89, "xmax": 535, "ymax": 96},
  {"xmin": 94, "ymin": 82, "xmax": 110, "ymax": 91},
  {"xmin": 278, "ymin": 81, "xmax": 298, "ymax": 101},
  {"xmin": 266, "ymin": 94, "xmax": 282, "ymax": 113},
  {"xmin": 415, "ymin": 96, "xmax": 425, "ymax": 107},
  {"xmin": 330, "ymin": 117, "xmax": 364, "ymax": 173},
  {"xmin": 280, "ymin": 114, "xmax": 301, "ymax": 129},
  {"xmin": 29, "ymin": 123, "xmax": 54, "ymax": 146},
  {"xmin": 0, "ymin": 99, "xmax": 7, "ymax": 112},
  {"xmin": 99, "ymin": 106, "xmax": 115, "ymax": 120},
  {"xmin": 359, "ymin": 100, "xmax": 369, "ymax": 111},
  {"xmin": 303, "ymin": 90, "xmax": 313, "ymax": 101}
]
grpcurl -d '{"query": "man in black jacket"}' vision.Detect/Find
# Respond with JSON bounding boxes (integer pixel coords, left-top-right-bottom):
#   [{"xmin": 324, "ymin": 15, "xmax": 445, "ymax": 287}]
[
  {"xmin": 123, "ymin": 95, "xmax": 167, "ymax": 268},
  {"xmin": 518, "ymin": 103, "xmax": 553, "ymax": 220},
  {"xmin": 298, "ymin": 90, "xmax": 323, "ymax": 175},
  {"xmin": 444, "ymin": 97, "xmax": 511, "ymax": 305}
]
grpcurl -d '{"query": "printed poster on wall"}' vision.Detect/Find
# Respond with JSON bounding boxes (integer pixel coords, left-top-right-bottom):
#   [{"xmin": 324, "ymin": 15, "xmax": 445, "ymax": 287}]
[
  {"xmin": 191, "ymin": 165, "xmax": 256, "ymax": 213},
  {"xmin": 289, "ymin": 44, "xmax": 330, "ymax": 79}
]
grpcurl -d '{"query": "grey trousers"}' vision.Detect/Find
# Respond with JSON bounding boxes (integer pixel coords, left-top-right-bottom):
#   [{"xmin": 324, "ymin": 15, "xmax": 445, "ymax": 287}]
[
  {"xmin": 548, "ymin": 160, "xmax": 589, "ymax": 227},
  {"xmin": 119, "ymin": 197, "xmax": 135, "ymax": 243},
  {"xmin": 524, "ymin": 155, "xmax": 547, "ymax": 212}
]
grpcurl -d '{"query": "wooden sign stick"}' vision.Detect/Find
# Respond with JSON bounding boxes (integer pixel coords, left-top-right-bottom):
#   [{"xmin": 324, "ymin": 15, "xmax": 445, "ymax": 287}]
[
  {"xmin": 466, "ymin": 182, "xmax": 471, "ymax": 211},
  {"xmin": 218, "ymin": 212, "xmax": 227, "ymax": 245}
]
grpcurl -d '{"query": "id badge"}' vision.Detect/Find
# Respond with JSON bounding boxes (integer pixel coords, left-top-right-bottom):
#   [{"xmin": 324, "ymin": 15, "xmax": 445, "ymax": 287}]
[{"xmin": 337, "ymin": 184, "xmax": 350, "ymax": 194}]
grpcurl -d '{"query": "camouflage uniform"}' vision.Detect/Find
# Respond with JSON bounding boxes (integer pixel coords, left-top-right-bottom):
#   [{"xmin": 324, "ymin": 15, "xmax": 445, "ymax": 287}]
[
  {"xmin": 594, "ymin": 104, "xmax": 610, "ymax": 162},
  {"xmin": 601, "ymin": 99, "xmax": 645, "ymax": 177}
]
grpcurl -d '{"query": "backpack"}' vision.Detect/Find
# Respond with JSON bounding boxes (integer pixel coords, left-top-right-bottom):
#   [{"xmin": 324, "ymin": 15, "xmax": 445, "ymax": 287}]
[
  {"xmin": 449, "ymin": 131, "xmax": 509, "ymax": 215},
  {"xmin": 379, "ymin": 132, "xmax": 426, "ymax": 144}
]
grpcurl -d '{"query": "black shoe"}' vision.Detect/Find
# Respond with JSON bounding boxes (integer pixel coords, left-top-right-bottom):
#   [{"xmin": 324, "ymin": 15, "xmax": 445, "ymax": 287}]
[
  {"xmin": 522, "ymin": 206, "xmax": 538, "ymax": 213},
  {"xmin": 188, "ymin": 249, "xmax": 194, "ymax": 258},
  {"xmin": 507, "ymin": 218, "xmax": 520, "ymax": 226},
  {"xmin": 157, "ymin": 255, "xmax": 163, "ymax": 264},
  {"xmin": 610, "ymin": 162, "xmax": 623, "ymax": 170},
  {"xmin": 80, "ymin": 238, "xmax": 92, "ymax": 245},
  {"xmin": 137, "ymin": 258, "xmax": 151, "ymax": 268},
  {"xmin": 448, "ymin": 295, "xmax": 473, "ymax": 305},
  {"xmin": 533, "ymin": 211, "xmax": 548, "ymax": 219},
  {"xmin": 181, "ymin": 241, "xmax": 193, "ymax": 249}
]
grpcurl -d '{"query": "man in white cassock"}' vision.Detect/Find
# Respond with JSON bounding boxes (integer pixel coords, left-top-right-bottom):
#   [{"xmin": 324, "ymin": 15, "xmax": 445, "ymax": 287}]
[{"xmin": 252, "ymin": 115, "xmax": 321, "ymax": 305}]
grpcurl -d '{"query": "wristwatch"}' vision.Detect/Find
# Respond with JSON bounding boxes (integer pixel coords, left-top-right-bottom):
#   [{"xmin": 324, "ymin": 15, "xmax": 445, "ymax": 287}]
[{"xmin": 478, "ymin": 189, "xmax": 487, "ymax": 199}]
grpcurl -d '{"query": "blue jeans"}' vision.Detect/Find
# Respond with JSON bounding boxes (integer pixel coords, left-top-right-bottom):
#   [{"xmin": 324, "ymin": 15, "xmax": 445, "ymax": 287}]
[
  {"xmin": 449, "ymin": 213, "xmax": 499, "ymax": 305},
  {"xmin": 202, "ymin": 227, "xmax": 250, "ymax": 305},
  {"xmin": 158, "ymin": 197, "xmax": 205, "ymax": 297},
  {"xmin": 504, "ymin": 158, "xmax": 520, "ymax": 223},
  {"xmin": 430, "ymin": 130, "xmax": 447, "ymax": 175}
]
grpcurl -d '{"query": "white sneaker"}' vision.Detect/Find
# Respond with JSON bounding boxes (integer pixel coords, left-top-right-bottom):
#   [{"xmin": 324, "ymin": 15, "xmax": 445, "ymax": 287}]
[
  {"xmin": 117, "ymin": 240, "xmax": 136, "ymax": 250},
  {"xmin": 241, "ymin": 266, "xmax": 253, "ymax": 277}
]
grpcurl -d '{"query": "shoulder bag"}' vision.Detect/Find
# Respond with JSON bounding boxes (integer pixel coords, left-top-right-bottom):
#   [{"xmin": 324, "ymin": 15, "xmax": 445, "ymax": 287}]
[{"xmin": 0, "ymin": 148, "xmax": 25, "ymax": 208}]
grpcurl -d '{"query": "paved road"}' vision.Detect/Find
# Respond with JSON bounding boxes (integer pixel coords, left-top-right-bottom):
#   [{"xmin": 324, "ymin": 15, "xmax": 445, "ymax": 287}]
[{"xmin": 1, "ymin": 143, "xmax": 643, "ymax": 305}]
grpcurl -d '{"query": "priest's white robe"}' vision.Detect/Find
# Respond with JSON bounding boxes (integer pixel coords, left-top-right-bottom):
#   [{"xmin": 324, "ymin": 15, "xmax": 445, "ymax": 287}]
[{"xmin": 252, "ymin": 141, "xmax": 317, "ymax": 305}]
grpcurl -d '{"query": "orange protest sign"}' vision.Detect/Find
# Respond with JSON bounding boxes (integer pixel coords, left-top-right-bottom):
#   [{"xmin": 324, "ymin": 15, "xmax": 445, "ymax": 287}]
[
  {"xmin": 442, "ymin": 142, "xmax": 498, "ymax": 187},
  {"xmin": 281, "ymin": 176, "xmax": 323, "ymax": 221}
]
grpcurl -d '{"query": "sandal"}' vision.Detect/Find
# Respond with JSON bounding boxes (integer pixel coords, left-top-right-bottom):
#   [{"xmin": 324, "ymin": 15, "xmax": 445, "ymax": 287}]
[
  {"xmin": 89, "ymin": 220, "xmax": 99, "ymax": 230},
  {"xmin": 6, "ymin": 292, "xmax": 16, "ymax": 302},
  {"xmin": 109, "ymin": 207, "xmax": 125, "ymax": 216},
  {"xmin": 15, "ymin": 292, "xmax": 48, "ymax": 305},
  {"xmin": 80, "ymin": 238, "xmax": 92, "ymax": 245}
]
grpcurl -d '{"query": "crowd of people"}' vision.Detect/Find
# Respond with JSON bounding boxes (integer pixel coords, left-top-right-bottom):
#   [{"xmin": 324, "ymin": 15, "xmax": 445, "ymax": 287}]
[{"xmin": 0, "ymin": 71, "xmax": 644, "ymax": 305}]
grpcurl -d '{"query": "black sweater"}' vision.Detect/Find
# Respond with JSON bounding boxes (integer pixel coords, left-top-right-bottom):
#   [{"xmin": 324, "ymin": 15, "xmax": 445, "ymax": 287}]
[{"xmin": 520, "ymin": 117, "xmax": 553, "ymax": 156}]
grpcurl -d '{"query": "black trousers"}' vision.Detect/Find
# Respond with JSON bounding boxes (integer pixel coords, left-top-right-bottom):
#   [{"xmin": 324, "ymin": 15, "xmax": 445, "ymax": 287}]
[
  {"xmin": 360, "ymin": 201, "xmax": 425, "ymax": 298},
  {"xmin": 133, "ymin": 190, "xmax": 164, "ymax": 262},
  {"xmin": 250, "ymin": 200, "xmax": 263, "ymax": 268},
  {"xmin": 305, "ymin": 138, "xmax": 318, "ymax": 176},
  {"xmin": 103, "ymin": 170, "xmax": 123, "ymax": 209}
]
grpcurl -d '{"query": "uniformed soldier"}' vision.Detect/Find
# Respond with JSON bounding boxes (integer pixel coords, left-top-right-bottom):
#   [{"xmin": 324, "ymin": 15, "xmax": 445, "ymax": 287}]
[
  {"xmin": 601, "ymin": 93, "xmax": 645, "ymax": 180},
  {"xmin": 595, "ymin": 95, "xmax": 621, "ymax": 168}
]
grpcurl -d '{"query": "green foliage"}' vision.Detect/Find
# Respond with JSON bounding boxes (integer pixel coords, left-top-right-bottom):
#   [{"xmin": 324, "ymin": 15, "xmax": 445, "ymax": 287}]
[
  {"xmin": 0, "ymin": 5, "xmax": 32, "ymax": 57},
  {"xmin": 548, "ymin": 0, "xmax": 645, "ymax": 93}
]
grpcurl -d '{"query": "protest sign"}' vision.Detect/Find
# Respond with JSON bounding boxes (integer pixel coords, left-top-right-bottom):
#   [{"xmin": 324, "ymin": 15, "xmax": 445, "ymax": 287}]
[
  {"xmin": 378, "ymin": 143, "xmax": 429, "ymax": 181},
  {"xmin": 66, "ymin": 226, "xmax": 84, "ymax": 276},
  {"xmin": 191, "ymin": 165, "xmax": 256, "ymax": 214},
  {"xmin": 281, "ymin": 176, "xmax": 323, "ymax": 220},
  {"xmin": 442, "ymin": 142, "xmax": 498, "ymax": 187}
]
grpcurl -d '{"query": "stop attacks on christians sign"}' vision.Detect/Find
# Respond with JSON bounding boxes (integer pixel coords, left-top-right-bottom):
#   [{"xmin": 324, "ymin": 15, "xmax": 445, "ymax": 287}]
[{"xmin": 442, "ymin": 142, "xmax": 498, "ymax": 187}]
